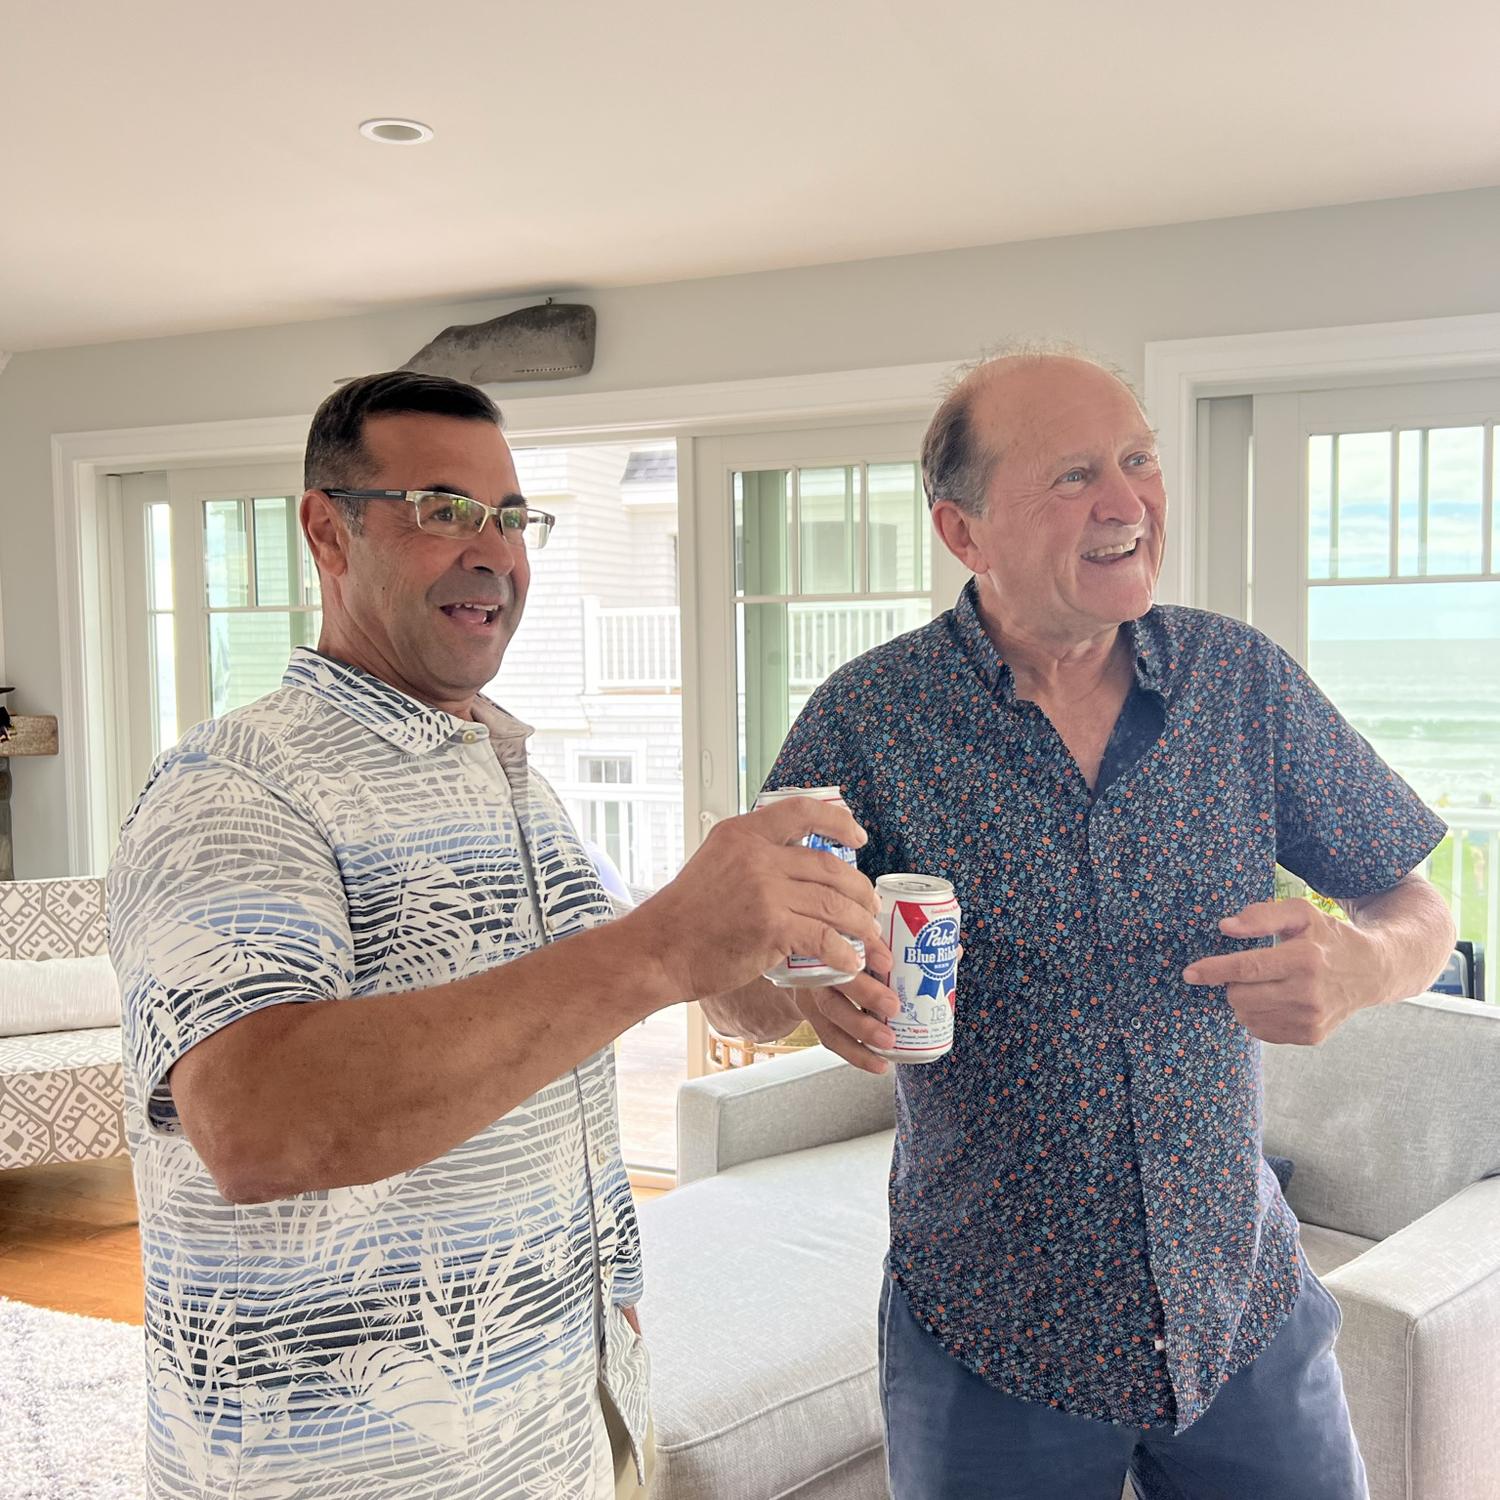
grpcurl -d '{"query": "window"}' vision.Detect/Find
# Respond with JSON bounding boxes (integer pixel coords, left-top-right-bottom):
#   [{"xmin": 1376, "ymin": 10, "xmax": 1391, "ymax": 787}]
[
  {"xmin": 1204, "ymin": 379, "xmax": 1500, "ymax": 995},
  {"xmin": 118, "ymin": 463, "xmax": 313, "ymax": 788},
  {"xmin": 577, "ymin": 753, "xmax": 638, "ymax": 885},
  {"xmin": 203, "ymin": 495, "xmax": 321, "ymax": 720},
  {"xmin": 733, "ymin": 459, "xmax": 932, "ymax": 807},
  {"xmin": 494, "ymin": 441, "xmax": 686, "ymax": 1176}
]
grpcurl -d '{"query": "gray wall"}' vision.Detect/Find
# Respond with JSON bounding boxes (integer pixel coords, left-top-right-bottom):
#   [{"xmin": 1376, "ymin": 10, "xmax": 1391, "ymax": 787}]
[{"xmin": 3, "ymin": 185, "xmax": 1500, "ymax": 875}]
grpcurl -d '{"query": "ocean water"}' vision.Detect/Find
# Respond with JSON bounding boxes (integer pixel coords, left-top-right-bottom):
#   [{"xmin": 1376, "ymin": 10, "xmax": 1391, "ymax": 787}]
[{"xmin": 1306, "ymin": 638, "xmax": 1500, "ymax": 810}]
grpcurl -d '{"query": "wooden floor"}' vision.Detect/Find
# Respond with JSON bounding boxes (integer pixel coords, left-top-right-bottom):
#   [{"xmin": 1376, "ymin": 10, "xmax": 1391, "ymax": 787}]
[
  {"xmin": 0, "ymin": 1156, "xmax": 145, "ymax": 1322},
  {"xmin": 0, "ymin": 1156, "xmax": 668, "ymax": 1325}
]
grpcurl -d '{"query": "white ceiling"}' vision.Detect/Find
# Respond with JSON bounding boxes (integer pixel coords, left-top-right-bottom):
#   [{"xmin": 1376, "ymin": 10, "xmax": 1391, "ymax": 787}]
[{"xmin": 3, "ymin": 0, "xmax": 1498, "ymax": 353}]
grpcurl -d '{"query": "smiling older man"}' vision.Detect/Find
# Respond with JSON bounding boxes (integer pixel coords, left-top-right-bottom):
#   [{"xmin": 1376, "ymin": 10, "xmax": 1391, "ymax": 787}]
[
  {"xmin": 704, "ymin": 349, "xmax": 1455, "ymax": 1499},
  {"xmin": 108, "ymin": 371, "xmax": 882, "ymax": 1500}
]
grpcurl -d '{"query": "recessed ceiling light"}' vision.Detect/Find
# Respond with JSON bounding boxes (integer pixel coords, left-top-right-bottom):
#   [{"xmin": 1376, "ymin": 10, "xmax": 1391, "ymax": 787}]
[{"xmin": 359, "ymin": 118, "xmax": 434, "ymax": 145}]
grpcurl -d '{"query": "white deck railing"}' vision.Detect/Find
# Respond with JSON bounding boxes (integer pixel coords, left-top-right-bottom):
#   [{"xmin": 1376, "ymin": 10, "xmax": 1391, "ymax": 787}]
[
  {"xmin": 583, "ymin": 597, "xmax": 930, "ymax": 693},
  {"xmin": 787, "ymin": 599, "xmax": 928, "ymax": 688},
  {"xmin": 583, "ymin": 599, "xmax": 681, "ymax": 692}
]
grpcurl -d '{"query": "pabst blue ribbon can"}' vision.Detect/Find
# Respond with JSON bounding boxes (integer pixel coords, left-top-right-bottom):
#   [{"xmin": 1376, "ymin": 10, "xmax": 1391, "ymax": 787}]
[
  {"xmin": 755, "ymin": 786, "xmax": 866, "ymax": 988},
  {"xmin": 871, "ymin": 873, "xmax": 960, "ymax": 1063}
]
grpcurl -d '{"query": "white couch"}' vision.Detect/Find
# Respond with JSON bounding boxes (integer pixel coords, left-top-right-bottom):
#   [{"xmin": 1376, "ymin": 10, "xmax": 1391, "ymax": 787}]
[
  {"xmin": 635, "ymin": 994, "xmax": 1500, "ymax": 1500},
  {"xmin": 0, "ymin": 876, "xmax": 126, "ymax": 1172}
]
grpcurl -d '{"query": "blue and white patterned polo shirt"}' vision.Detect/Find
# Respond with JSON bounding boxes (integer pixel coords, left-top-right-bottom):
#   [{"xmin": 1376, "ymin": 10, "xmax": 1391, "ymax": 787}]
[
  {"xmin": 109, "ymin": 648, "xmax": 648, "ymax": 1499},
  {"xmin": 767, "ymin": 581, "xmax": 1445, "ymax": 1432}
]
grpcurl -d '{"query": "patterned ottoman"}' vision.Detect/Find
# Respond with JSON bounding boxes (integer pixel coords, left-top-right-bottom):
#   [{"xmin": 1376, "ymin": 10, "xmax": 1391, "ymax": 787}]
[{"xmin": 0, "ymin": 876, "xmax": 125, "ymax": 1171}]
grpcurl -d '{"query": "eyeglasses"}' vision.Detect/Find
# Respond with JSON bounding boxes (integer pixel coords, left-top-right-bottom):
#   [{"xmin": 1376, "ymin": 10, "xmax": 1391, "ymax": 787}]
[{"xmin": 323, "ymin": 489, "xmax": 555, "ymax": 549}]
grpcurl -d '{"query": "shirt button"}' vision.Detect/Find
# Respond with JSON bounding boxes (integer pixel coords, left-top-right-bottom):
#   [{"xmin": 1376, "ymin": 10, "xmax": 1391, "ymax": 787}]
[
  {"xmin": 461, "ymin": 729, "xmax": 480, "ymax": 744},
  {"xmin": 1153, "ymin": 1337, "xmax": 1166, "ymax": 1352}
]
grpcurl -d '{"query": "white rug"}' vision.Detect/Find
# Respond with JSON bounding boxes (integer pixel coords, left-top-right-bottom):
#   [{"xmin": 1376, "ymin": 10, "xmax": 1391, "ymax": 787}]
[{"xmin": 0, "ymin": 1297, "xmax": 146, "ymax": 1499}]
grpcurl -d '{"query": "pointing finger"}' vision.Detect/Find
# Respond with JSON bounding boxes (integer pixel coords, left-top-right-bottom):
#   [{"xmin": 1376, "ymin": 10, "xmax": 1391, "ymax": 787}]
[
  {"xmin": 1184, "ymin": 946, "xmax": 1292, "ymax": 986},
  {"xmin": 1217, "ymin": 899, "xmax": 1316, "ymax": 941}
]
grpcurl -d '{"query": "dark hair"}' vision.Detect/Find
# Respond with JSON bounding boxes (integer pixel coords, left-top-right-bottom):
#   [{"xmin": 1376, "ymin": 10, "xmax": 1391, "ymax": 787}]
[
  {"xmin": 920, "ymin": 380, "xmax": 995, "ymax": 517},
  {"xmin": 304, "ymin": 371, "xmax": 502, "ymax": 527}
]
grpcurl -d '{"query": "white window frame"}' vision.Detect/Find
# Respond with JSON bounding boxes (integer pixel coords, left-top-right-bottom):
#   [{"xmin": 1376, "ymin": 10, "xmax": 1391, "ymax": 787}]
[
  {"xmin": 692, "ymin": 425, "xmax": 960, "ymax": 827},
  {"xmin": 1147, "ymin": 317, "xmax": 1500, "ymax": 991},
  {"xmin": 1145, "ymin": 312, "xmax": 1500, "ymax": 613}
]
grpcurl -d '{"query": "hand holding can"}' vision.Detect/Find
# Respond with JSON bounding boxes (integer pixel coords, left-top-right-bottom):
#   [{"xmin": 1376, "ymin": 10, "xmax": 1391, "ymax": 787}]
[{"xmin": 754, "ymin": 786, "xmax": 868, "ymax": 988}]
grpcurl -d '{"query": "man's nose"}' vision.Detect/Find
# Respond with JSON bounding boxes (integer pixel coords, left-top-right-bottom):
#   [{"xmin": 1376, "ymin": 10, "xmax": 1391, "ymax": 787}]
[
  {"xmin": 1093, "ymin": 465, "xmax": 1148, "ymax": 526},
  {"xmin": 461, "ymin": 518, "xmax": 519, "ymax": 575}
]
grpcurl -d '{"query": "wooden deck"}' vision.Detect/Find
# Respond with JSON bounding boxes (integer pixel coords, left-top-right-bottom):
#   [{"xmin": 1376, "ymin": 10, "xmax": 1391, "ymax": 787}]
[{"xmin": 614, "ymin": 1006, "xmax": 689, "ymax": 1173}]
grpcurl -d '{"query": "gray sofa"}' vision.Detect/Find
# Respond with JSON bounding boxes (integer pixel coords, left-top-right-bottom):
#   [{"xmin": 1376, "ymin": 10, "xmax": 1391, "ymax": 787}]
[
  {"xmin": 0, "ymin": 875, "xmax": 125, "ymax": 1172},
  {"xmin": 635, "ymin": 994, "xmax": 1500, "ymax": 1500}
]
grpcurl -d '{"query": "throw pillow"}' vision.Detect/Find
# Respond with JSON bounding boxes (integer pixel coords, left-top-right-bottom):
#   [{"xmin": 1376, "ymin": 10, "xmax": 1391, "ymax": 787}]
[
  {"xmin": 0, "ymin": 954, "xmax": 121, "ymax": 1037},
  {"xmin": 1264, "ymin": 1154, "xmax": 1296, "ymax": 1192}
]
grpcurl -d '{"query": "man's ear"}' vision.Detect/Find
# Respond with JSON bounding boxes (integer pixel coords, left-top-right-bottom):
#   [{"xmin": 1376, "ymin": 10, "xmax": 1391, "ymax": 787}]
[
  {"xmin": 931, "ymin": 499, "xmax": 987, "ymax": 576},
  {"xmin": 301, "ymin": 490, "xmax": 352, "ymax": 581}
]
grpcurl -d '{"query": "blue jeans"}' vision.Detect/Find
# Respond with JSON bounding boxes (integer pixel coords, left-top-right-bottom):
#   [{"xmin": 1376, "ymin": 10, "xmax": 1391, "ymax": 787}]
[{"xmin": 878, "ymin": 1255, "xmax": 1369, "ymax": 1500}]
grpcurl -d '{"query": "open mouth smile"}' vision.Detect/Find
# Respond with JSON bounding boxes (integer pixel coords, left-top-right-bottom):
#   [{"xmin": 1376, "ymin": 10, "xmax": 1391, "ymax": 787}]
[
  {"xmin": 439, "ymin": 602, "xmax": 502, "ymax": 626},
  {"xmin": 1081, "ymin": 540, "xmax": 1140, "ymax": 563}
]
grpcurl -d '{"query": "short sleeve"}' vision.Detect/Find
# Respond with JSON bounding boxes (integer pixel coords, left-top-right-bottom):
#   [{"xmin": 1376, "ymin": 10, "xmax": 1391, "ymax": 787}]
[
  {"xmin": 108, "ymin": 745, "xmax": 354, "ymax": 1134},
  {"xmin": 1269, "ymin": 645, "xmax": 1447, "ymax": 899},
  {"xmin": 761, "ymin": 679, "xmax": 886, "ymax": 880}
]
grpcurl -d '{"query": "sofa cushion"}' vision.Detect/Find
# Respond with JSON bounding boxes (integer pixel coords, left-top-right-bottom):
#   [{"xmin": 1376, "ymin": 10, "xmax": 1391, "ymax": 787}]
[
  {"xmin": 636, "ymin": 1129, "xmax": 895, "ymax": 1500},
  {"xmin": 0, "ymin": 1026, "xmax": 126, "ymax": 1170},
  {"xmin": 1299, "ymin": 1222, "xmax": 1377, "ymax": 1280},
  {"xmin": 0, "ymin": 876, "xmax": 107, "ymax": 961},
  {"xmin": 1262, "ymin": 993, "xmax": 1500, "ymax": 1243},
  {"xmin": 0, "ymin": 954, "xmax": 121, "ymax": 1037}
]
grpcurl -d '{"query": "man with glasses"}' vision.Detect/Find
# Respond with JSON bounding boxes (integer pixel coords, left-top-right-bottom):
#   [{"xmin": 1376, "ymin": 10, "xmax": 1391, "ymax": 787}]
[{"xmin": 108, "ymin": 371, "xmax": 882, "ymax": 1500}]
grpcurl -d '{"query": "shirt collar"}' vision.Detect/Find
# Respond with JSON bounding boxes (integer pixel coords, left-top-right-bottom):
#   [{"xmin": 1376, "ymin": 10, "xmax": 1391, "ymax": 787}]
[
  {"xmin": 282, "ymin": 647, "xmax": 532, "ymax": 755},
  {"xmin": 950, "ymin": 578, "xmax": 1173, "ymax": 704}
]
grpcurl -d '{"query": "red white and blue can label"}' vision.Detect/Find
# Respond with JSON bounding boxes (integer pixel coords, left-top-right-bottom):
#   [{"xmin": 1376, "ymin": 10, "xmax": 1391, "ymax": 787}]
[{"xmin": 874, "ymin": 874, "xmax": 960, "ymax": 1061}]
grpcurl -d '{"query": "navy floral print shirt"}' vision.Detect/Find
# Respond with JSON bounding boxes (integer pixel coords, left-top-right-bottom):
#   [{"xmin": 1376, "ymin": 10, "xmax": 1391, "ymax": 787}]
[{"xmin": 767, "ymin": 581, "xmax": 1445, "ymax": 1431}]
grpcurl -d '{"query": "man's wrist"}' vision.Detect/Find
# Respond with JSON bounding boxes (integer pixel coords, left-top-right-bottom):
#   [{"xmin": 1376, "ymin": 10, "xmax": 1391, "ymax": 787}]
[
  {"xmin": 1342, "ymin": 918, "xmax": 1398, "ymax": 1011},
  {"xmin": 608, "ymin": 905, "xmax": 685, "ymax": 1013}
]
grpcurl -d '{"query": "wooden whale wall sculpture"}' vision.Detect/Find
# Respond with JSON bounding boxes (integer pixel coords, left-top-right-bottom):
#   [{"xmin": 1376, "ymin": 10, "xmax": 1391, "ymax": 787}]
[{"xmin": 400, "ymin": 299, "xmax": 596, "ymax": 384}]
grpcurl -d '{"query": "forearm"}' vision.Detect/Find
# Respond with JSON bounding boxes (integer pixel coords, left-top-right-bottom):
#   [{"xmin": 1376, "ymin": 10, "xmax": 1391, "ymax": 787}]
[
  {"xmin": 700, "ymin": 976, "xmax": 805, "ymax": 1043},
  {"xmin": 179, "ymin": 917, "xmax": 673, "ymax": 1202},
  {"xmin": 1342, "ymin": 872, "xmax": 1456, "ymax": 1007}
]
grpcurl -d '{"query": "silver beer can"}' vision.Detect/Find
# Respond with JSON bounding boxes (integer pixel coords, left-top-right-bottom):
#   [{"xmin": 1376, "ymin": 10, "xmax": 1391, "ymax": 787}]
[
  {"xmin": 870, "ymin": 873, "xmax": 960, "ymax": 1063},
  {"xmin": 755, "ymin": 785, "xmax": 866, "ymax": 988}
]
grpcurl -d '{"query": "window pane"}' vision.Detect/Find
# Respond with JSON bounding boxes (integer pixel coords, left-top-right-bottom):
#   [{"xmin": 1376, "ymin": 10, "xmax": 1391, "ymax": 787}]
[
  {"xmin": 1425, "ymin": 426, "xmax": 1485, "ymax": 575},
  {"xmin": 1331, "ymin": 432, "xmax": 1391, "ymax": 579},
  {"xmin": 148, "ymin": 503, "xmax": 173, "ymax": 611},
  {"xmin": 737, "ymin": 596, "xmax": 931, "ymax": 807},
  {"xmin": 150, "ymin": 613, "xmax": 177, "ymax": 753},
  {"xmin": 1307, "ymin": 435, "xmax": 1332, "ymax": 580},
  {"xmin": 253, "ymin": 496, "xmax": 295, "ymax": 605},
  {"xmin": 583, "ymin": 755, "xmax": 632, "ymax": 785},
  {"xmin": 209, "ymin": 610, "xmax": 320, "ymax": 716},
  {"xmin": 204, "ymin": 499, "xmax": 249, "ymax": 607},
  {"xmin": 734, "ymin": 469, "xmax": 788, "ymax": 596},
  {"xmin": 868, "ymin": 462, "xmax": 926, "ymax": 591},
  {"xmin": 1307, "ymin": 580, "xmax": 1500, "ymax": 957},
  {"xmin": 798, "ymin": 466, "xmax": 858, "ymax": 594}
]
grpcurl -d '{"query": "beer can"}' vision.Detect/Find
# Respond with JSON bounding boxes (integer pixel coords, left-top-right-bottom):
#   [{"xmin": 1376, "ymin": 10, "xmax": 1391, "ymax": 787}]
[
  {"xmin": 871, "ymin": 873, "xmax": 960, "ymax": 1063},
  {"xmin": 755, "ymin": 786, "xmax": 866, "ymax": 988}
]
